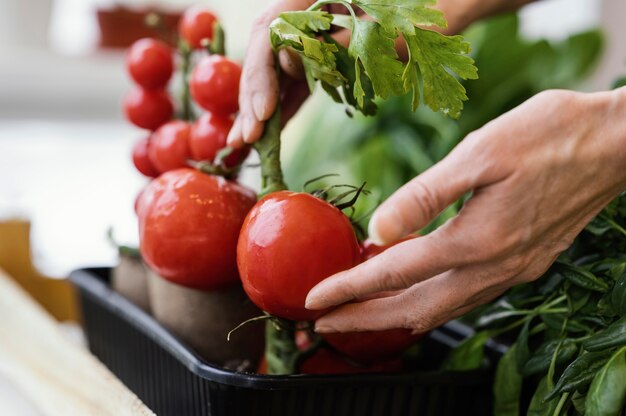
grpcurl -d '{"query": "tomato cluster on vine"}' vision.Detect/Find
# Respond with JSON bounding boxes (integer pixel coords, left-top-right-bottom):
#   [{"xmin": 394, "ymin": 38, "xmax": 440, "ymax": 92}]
[{"xmin": 124, "ymin": 7, "xmax": 247, "ymax": 179}]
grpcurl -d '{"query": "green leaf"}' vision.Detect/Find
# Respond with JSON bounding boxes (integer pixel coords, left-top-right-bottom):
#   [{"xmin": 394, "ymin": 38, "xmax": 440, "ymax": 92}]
[
  {"xmin": 279, "ymin": 10, "xmax": 333, "ymax": 33},
  {"xmin": 494, "ymin": 343, "xmax": 522, "ymax": 416},
  {"xmin": 586, "ymin": 346, "xmax": 626, "ymax": 416},
  {"xmin": 571, "ymin": 390, "xmax": 587, "ymax": 415},
  {"xmin": 349, "ymin": 20, "xmax": 405, "ymax": 101},
  {"xmin": 403, "ymin": 29, "xmax": 478, "ymax": 117},
  {"xmin": 547, "ymin": 350, "xmax": 613, "ymax": 400},
  {"xmin": 556, "ymin": 263, "xmax": 610, "ymax": 293},
  {"xmin": 353, "ymin": 0, "xmax": 447, "ymax": 35},
  {"xmin": 515, "ymin": 318, "xmax": 531, "ymax": 372},
  {"xmin": 611, "ymin": 271, "xmax": 626, "ymax": 315},
  {"xmin": 527, "ymin": 377, "xmax": 559, "ymax": 416},
  {"xmin": 522, "ymin": 339, "xmax": 578, "ymax": 377},
  {"xmin": 442, "ymin": 330, "xmax": 490, "ymax": 371},
  {"xmin": 583, "ymin": 315, "xmax": 626, "ymax": 352}
]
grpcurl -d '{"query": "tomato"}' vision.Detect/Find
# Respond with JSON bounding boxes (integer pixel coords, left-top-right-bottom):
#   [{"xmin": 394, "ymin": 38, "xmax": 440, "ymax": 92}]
[
  {"xmin": 132, "ymin": 137, "xmax": 159, "ymax": 178},
  {"xmin": 323, "ymin": 329, "xmax": 426, "ymax": 364},
  {"xmin": 299, "ymin": 349, "xmax": 404, "ymax": 375},
  {"xmin": 361, "ymin": 235, "xmax": 419, "ymax": 261},
  {"xmin": 179, "ymin": 7, "xmax": 218, "ymax": 49},
  {"xmin": 124, "ymin": 87, "xmax": 173, "ymax": 131},
  {"xmin": 126, "ymin": 38, "xmax": 173, "ymax": 89},
  {"xmin": 190, "ymin": 113, "xmax": 249, "ymax": 167},
  {"xmin": 190, "ymin": 55, "xmax": 241, "ymax": 115},
  {"xmin": 139, "ymin": 168, "xmax": 256, "ymax": 290},
  {"xmin": 238, "ymin": 192, "xmax": 361, "ymax": 321},
  {"xmin": 134, "ymin": 188, "xmax": 146, "ymax": 216},
  {"xmin": 148, "ymin": 121, "xmax": 192, "ymax": 173}
]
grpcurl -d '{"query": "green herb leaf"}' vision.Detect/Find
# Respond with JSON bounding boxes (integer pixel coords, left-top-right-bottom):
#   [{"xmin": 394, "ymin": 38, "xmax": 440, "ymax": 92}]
[
  {"xmin": 556, "ymin": 262, "xmax": 610, "ymax": 293},
  {"xmin": 403, "ymin": 29, "xmax": 478, "ymax": 117},
  {"xmin": 522, "ymin": 339, "xmax": 578, "ymax": 377},
  {"xmin": 494, "ymin": 343, "xmax": 522, "ymax": 416},
  {"xmin": 349, "ymin": 20, "xmax": 405, "ymax": 101},
  {"xmin": 515, "ymin": 318, "xmax": 531, "ymax": 372},
  {"xmin": 442, "ymin": 330, "xmax": 490, "ymax": 371},
  {"xmin": 353, "ymin": 0, "xmax": 447, "ymax": 35},
  {"xmin": 527, "ymin": 377, "xmax": 559, "ymax": 416},
  {"xmin": 583, "ymin": 315, "xmax": 626, "ymax": 352},
  {"xmin": 611, "ymin": 271, "xmax": 626, "ymax": 315},
  {"xmin": 585, "ymin": 346, "xmax": 626, "ymax": 416},
  {"xmin": 546, "ymin": 350, "xmax": 613, "ymax": 400}
]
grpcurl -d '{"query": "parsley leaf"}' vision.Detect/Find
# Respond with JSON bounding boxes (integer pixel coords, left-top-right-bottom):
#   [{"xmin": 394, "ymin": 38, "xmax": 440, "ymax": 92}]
[{"xmin": 353, "ymin": 0, "xmax": 447, "ymax": 34}]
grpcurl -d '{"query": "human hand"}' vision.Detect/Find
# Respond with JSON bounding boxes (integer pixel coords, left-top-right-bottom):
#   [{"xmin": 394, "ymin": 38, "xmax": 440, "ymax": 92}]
[{"xmin": 305, "ymin": 89, "xmax": 626, "ymax": 334}]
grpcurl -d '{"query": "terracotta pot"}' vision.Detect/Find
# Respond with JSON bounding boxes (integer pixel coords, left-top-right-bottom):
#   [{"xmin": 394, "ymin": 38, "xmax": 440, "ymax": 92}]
[
  {"xmin": 111, "ymin": 254, "xmax": 150, "ymax": 312},
  {"xmin": 96, "ymin": 6, "xmax": 182, "ymax": 48},
  {"xmin": 147, "ymin": 270, "xmax": 264, "ymax": 369}
]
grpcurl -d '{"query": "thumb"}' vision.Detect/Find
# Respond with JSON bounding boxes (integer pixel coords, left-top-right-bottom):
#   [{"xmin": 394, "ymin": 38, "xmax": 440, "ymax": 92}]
[{"xmin": 369, "ymin": 147, "xmax": 479, "ymax": 245}]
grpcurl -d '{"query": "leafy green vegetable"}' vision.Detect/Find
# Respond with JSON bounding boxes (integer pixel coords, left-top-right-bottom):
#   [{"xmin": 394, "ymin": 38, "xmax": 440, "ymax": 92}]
[
  {"xmin": 441, "ymin": 330, "xmax": 490, "ymax": 370},
  {"xmin": 270, "ymin": 0, "xmax": 477, "ymax": 118},
  {"xmin": 585, "ymin": 346, "xmax": 626, "ymax": 416},
  {"xmin": 583, "ymin": 315, "xmax": 626, "ymax": 351},
  {"xmin": 493, "ymin": 343, "xmax": 522, "ymax": 416},
  {"xmin": 546, "ymin": 350, "xmax": 612, "ymax": 400},
  {"xmin": 527, "ymin": 377, "xmax": 558, "ymax": 416}
]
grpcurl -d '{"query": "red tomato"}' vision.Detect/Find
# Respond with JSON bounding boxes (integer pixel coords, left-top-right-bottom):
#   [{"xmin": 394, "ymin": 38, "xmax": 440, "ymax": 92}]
[
  {"xmin": 134, "ymin": 188, "xmax": 146, "ymax": 216},
  {"xmin": 299, "ymin": 349, "xmax": 404, "ymax": 375},
  {"xmin": 124, "ymin": 88, "xmax": 173, "ymax": 131},
  {"xmin": 323, "ymin": 329, "xmax": 426, "ymax": 364},
  {"xmin": 148, "ymin": 121, "xmax": 192, "ymax": 174},
  {"xmin": 126, "ymin": 38, "xmax": 173, "ymax": 89},
  {"xmin": 360, "ymin": 235, "xmax": 419, "ymax": 261},
  {"xmin": 139, "ymin": 168, "xmax": 256, "ymax": 290},
  {"xmin": 190, "ymin": 55, "xmax": 241, "ymax": 115},
  {"xmin": 190, "ymin": 113, "xmax": 249, "ymax": 167},
  {"xmin": 179, "ymin": 7, "xmax": 218, "ymax": 49},
  {"xmin": 237, "ymin": 192, "xmax": 361, "ymax": 321},
  {"xmin": 132, "ymin": 137, "xmax": 159, "ymax": 178}
]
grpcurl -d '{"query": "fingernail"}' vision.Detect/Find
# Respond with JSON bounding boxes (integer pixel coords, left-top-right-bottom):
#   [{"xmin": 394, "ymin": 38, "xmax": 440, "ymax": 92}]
[
  {"xmin": 227, "ymin": 118, "xmax": 242, "ymax": 148},
  {"xmin": 314, "ymin": 322, "xmax": 334, "ymax": 334},
  {"xmin": 252, "ymin": 93, "xmax": 267, "ymax": 121},
  {"xmin": 368, "ymin": 212, "xmax": 387, "ymax": 246},
  {"xmin": 242, "ymin": 117, "xmax": 255, "ymax": 143},
  {"xmin": 305, "ymin": 290, "xmax": 322, "ymax": 310}
]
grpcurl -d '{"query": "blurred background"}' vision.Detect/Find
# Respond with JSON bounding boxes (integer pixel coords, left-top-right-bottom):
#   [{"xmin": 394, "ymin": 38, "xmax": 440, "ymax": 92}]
[{"xmin": 0, "ymin": 0, "xmax": 624, "ymax": 277}]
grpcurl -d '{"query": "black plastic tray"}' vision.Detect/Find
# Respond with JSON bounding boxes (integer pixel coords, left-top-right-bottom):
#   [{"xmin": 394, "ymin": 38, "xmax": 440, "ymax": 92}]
[{"xmin": 71, "ymin": 268, "xmax": 504, "ymax": 416}]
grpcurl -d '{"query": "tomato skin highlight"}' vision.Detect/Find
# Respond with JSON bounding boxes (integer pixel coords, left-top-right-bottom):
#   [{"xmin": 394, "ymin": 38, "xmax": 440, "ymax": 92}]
[
  {"xmin": 179, "ymin": 7, "xmax": 218, "ymax": 49},
  {"xmin": 190, "ymin": 55, "xmax": 241, "ymax": 115},
  {"xmin": 139, "ymin": 168, "xmax": 256, "ymax": 290},
  {"xmin": 124, "ymin": 87, "xmax": 174, "ymax": 131},
  {"xmin": 132, "ymin": 137, "xmax": 159, "ymax": 178},
  {"xmin": 237, "ymin": 191, "xmax": 361, "ymax": 321},
  {"xmin": 190, "ymin": 113, "xmax": 249, "ymax": 167},
  {"xmin": 148, "ymin": 121, "xmax": 192, "ymax": 174},
  {"xmin": 323, "ymin": 329, "xmax": 426, "ymax": 364},
  {"xmin": 126, "ymin": 38, "xmax": 173, "ymax": 89}
]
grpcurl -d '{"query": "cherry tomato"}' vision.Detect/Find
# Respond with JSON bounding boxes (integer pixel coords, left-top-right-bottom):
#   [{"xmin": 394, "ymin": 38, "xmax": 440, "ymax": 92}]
[
  {"xmin": 134, "ymin": 188, "xmax": 146, "ymax": 216},
  {"xmin": 299, "ymin": 349, "xmax": 404, "ymax": 375},
  {"xmin": 238, "ymin": 192, "xmax": 361, "ymax": 321},
  {"xmin": 190, "ymin": 113, "xmax": 250, "ymax": 167},
  {"xmin": 361, "ymin": 235, "xmax": 419, "ymax": 261},
  {"xmin": 139, "ymin": 168, "xmax": 256, "ymax": 290},
  {"xmin": 126, "ymin": 38, "xmax": 173, "ymax": 89},
  {"xmin": 132, "ymin": 137, "xmax": 159, "ymax": 178},
  {"xmin": 190, "ymin": 55, "xmax": 241, "ymax": 115},
  {"xmin": 323, "ymin": 329, "xmax": 426, "ymax": 364},
  {"xmin": 148, "ymin": 121, "xmax": 192, "ymax": 174},
  {"xmin": 179, "ymin": 7, "xmax": 218, "ymax": 49},
  {"xmin": 124, "ymin": 87, "xmax": 173, "ymax": 131}
]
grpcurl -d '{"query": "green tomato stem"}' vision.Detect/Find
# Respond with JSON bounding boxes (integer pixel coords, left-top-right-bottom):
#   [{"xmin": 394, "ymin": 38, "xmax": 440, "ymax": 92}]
[
  {"xmin": 265, "ymin": 321, "xmax": 298, "ymax": 374},
  {"xmin": 253, "ymin": 103, "xmax": 288, "ymax": 198},
  {"xmin": 211, "ymin": 22, "xmax": 226, "ymax": 56},
  {"xmin": 179, "ymin": 41, "xmax": 195, "ymax": 122}
]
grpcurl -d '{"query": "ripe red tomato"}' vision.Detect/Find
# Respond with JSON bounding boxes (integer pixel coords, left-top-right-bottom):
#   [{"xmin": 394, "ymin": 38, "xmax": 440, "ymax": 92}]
[
  {"xmin": 132, "ymin": 137, "xmax": 159, "ymax": 178},
  {"xmin": 179, "ymin": 7, "xmax": 218, "ymax": 49},
  {"xmin": 139, "ymin": 168, "xmax": 256, "ymax": 290},
  {"xmin": 190, "ymin": 113, "xmax": 249, "ymax": 167},
  {"xmin": 124, "ymin": 88, "xmax": 173, "ymax": 131},
  {"xmin": 360, "ymin": 235, "xmax": 419, "ymax": 261},
  {"xmin": 126, "ymin": 38, "xmax": 173, "ymax": 89},
  {"xmin": 190, "ymin": 55, "xmax": 241, "ymax": 115},
  {"xmin": 323, "ymin": 329, "xmax": 426, "ymax": 364},
  {"xmin": 148, "ymin": 121, "xmax": 192, "ymax": 174},
  {"xmin": 238, "ymin": 192, "xmax": 361, "ymax": 321},
  {"xmin": 299, "ymin": 349, "xmax": 404, "ymax": 375}
]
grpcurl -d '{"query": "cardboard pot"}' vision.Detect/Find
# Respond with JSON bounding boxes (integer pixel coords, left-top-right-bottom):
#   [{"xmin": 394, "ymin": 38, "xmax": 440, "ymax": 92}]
[{"xmin": 111, "ymin": 254, "xmax": 150, "ymax": 312}]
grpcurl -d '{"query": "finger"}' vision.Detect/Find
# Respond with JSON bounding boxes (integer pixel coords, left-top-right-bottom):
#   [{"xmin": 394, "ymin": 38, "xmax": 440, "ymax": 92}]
[
  {"xmin": 368, "ymin": 142, "xmax": 483, "ymax": 246},
  {"xmin": 226, "ymin": 116, "xmax": 244, "ymax": 148},
  {"xmin": 305, "ymin": 232, "xmax": 469, "ymax": 310},
  {"xmin": 314, "ymin": 265, "xmax": 509, "ymax": 333}
]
